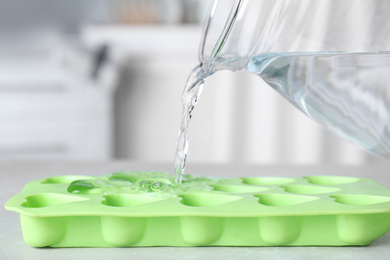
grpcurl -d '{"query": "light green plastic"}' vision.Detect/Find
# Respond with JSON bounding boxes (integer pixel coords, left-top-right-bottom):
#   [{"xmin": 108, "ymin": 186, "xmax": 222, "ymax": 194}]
[{"xmin": 5, "ymin": 172, "xmax": 390, "ymax": 247}]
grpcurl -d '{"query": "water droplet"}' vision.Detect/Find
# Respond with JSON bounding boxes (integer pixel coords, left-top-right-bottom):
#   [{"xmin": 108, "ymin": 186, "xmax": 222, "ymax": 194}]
[{"xmin": 67, "ymin": 179, "xmax": 108, "ymax": 194}]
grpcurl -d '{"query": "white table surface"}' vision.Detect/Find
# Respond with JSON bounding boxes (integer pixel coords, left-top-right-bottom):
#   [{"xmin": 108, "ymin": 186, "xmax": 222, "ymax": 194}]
[{"xmin": 1, "ymin": 160, "xmax": 390, "ymax": 260}]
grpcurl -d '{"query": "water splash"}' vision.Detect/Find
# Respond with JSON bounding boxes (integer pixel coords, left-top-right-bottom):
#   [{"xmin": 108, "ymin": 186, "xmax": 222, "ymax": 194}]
[{"xmin": 67, "ymin": 171, "xmax": 220, "ymax": 195}]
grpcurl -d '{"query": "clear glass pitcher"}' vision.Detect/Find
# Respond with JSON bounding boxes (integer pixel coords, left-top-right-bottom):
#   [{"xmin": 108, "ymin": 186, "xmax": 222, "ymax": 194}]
[{"xmin": 198, "ymin": 0, "xmax": 390, "ymax": 158}]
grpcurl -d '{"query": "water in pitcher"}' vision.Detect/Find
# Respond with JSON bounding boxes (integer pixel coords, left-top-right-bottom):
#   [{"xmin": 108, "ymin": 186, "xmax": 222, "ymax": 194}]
[{"xmin": 174, "ymin": 51, "xmax": 390, "ymax": 183}]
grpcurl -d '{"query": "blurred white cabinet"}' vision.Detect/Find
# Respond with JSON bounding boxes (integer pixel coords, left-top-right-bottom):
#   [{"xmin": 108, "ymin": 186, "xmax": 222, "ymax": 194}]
[{"xmin": 0, "ymin": 40, "xmax": 118, "ymax": 159}]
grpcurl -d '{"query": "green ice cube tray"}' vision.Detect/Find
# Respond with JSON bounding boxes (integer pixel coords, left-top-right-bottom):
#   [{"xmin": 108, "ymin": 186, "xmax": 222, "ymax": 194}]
[{"xmin": 5, "ymin": 172, "xmax": 390, "ymax": 247}]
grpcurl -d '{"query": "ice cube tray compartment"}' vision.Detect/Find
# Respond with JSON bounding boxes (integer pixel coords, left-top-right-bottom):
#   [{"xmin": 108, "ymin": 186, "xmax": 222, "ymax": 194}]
[{"xmin": 5, "ymin": 172, "xmax": 390, "ymax": 247}]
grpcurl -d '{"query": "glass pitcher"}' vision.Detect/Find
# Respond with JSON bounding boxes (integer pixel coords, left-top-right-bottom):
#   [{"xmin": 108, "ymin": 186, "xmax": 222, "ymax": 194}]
[{"xmin": 198, "ymin": 0, "xmax": 390, "ymax": 158}]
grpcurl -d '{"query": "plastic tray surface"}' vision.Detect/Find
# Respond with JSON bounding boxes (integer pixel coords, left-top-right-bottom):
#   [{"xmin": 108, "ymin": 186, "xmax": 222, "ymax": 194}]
[{"xmin": 5, "ymin": 172, "xmax": 390, "ymax": 247}]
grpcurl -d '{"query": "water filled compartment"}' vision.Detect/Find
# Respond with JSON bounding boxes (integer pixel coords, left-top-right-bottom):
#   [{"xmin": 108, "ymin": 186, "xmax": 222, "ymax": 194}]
[{"xmin": 42, "ymin": 175, "xmax": 95, "ymax": 184}]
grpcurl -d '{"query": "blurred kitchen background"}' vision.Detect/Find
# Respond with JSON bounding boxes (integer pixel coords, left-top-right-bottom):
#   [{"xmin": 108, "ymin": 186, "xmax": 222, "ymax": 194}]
[{"xmin": 0, "ymin": 0, "xmax": 386, "ymax": 166}]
